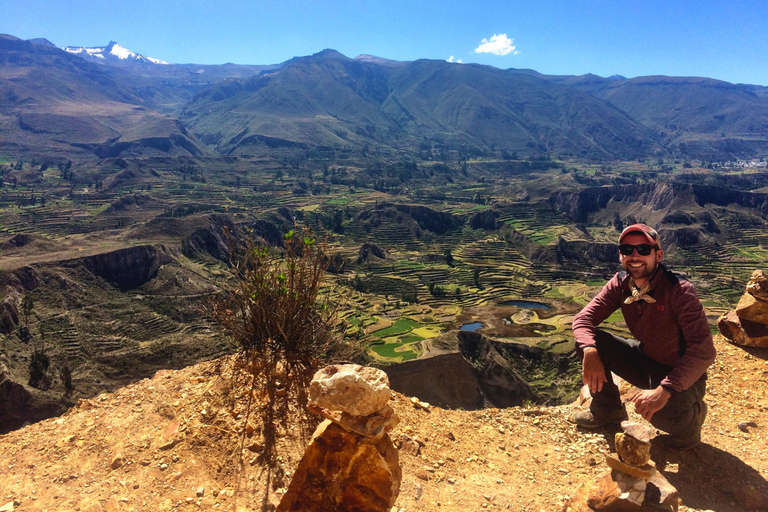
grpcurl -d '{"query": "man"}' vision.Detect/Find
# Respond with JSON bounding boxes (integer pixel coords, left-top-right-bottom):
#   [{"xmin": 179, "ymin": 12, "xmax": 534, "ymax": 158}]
[{"xmin": 571, "ymin": 224, "xmax": 716, "ymax": 450}]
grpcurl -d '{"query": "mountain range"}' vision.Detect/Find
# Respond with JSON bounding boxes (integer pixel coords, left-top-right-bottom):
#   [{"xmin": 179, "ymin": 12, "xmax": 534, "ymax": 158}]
[{"xmin": 2, "ymin": 34, "xmax": 768, "ymax": 161}]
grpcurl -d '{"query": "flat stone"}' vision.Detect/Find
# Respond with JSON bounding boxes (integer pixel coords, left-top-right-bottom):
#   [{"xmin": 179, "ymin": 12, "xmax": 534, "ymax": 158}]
[
  {"xmin": 620, "ymin": 421, "xmax": 652, "ymax": 444},
  {"xmin": 615, "ymin": 433, "xmax": 651, "ymax": 466},
  {"xmin": 163, "ymin": 418, "xmax": 181, "ymax": 440},
  {"xmin": 277, "ymin": 420, "xmax": 400, "ymax": 512},
  {"xmin": 0, "ymin": 502, "xmax": 14, "ymax": 512},
  {"xmin": 605, "ymin": 454, "xmax": 655, "ymax": 479},
  {"xmin": 308, "ymin": 364, "xmax": 391, "ymax": 417}
]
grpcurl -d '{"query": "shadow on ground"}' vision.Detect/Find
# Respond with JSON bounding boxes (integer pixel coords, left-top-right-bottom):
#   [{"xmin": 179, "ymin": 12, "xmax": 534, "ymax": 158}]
[{"xmin": 651, "ymin": 442, "xmax": 768, "ymax": 512}]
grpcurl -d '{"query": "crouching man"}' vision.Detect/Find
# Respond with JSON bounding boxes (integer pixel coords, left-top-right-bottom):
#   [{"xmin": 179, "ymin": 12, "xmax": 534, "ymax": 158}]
[{"xmin": 571, "ymin": 224, "xmax": 716, "ymax": 450}]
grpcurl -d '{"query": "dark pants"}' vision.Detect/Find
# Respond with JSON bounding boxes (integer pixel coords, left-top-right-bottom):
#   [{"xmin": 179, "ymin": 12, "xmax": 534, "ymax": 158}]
[{"xmin": 581, "ymin": 329, "xmax": 707, "ymax": 439}]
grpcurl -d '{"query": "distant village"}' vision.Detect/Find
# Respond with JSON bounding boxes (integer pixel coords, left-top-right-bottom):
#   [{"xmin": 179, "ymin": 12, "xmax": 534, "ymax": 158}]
[{"xmin": 711, "ymin": 159, "xmax": 768, "ymax": 169}]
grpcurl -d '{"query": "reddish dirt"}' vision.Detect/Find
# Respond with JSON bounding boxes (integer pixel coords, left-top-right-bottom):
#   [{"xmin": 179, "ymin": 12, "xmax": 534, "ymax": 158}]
[{"xmin": 0, "ymin": 335, "xmax": 766, "ymax": 512}]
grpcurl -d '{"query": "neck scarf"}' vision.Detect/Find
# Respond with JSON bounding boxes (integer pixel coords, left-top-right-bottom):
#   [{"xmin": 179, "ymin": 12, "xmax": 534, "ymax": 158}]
[{"xmin": 624, "ymin": 279, "xmax": 656, "ymax": 304}]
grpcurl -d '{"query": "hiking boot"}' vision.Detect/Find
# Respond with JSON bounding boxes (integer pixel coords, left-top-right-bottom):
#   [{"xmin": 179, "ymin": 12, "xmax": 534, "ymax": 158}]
[{"xmin": 570, "ymin": 405, "xmax": 628, "ymax": 429}]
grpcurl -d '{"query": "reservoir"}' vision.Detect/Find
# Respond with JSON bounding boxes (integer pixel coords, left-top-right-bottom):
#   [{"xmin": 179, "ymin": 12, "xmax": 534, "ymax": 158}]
[
  {"xmin": 499, "ymin": 300, "xmax": 550, "ymax": 309},
  {"xmin": 460, "ymin": 322, "xmax": 483, "ymax": 332}
]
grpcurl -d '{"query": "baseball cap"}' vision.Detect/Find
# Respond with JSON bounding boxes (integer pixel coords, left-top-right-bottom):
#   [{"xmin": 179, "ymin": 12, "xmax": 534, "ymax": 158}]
[{"xmin": 619, "ymin": 223, "xmax": 660, "ymax": 248}]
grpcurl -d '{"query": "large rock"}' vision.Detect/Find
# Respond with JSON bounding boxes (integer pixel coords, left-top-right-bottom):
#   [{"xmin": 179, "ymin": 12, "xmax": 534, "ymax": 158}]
[
  {"xmin": 718, "ymin": 310, "xmax": 768, "ymax": 348},
  {"xmin": 276, "ymin": 420, "xmax": 401, "ymax": 512},
  {"xmin": 566, "ymin": 469, "xmax": 678, "ymax": 512},
  {"xmin": 308, "ymin": 364, "xmax": 391, "ymax": 417},
  {"xmin": 736, "ymin": 292, "xmax": 768, "ymax": 324}
]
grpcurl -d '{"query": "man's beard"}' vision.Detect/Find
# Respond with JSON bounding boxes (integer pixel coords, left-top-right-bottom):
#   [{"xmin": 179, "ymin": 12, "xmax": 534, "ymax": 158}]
[{"xmin": 623, "ymin": 260, "xmax": 657, "ymax": 281}]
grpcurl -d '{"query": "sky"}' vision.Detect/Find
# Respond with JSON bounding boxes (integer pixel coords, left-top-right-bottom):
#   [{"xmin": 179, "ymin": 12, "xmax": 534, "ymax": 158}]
[{"xmin": 3, "ymin": 0, "xmax": 768, "ymax": 85}]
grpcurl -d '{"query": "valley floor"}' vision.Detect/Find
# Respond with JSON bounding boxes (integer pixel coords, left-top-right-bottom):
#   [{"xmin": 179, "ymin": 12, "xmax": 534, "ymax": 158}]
[{"xmin": 0, "ymin": 335, "xmax": 766, "ymax": 512}]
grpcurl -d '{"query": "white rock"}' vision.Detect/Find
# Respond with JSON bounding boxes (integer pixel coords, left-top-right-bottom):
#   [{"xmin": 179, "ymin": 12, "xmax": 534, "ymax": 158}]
[{"xmin": 308, "ymin": 364, "xmax": 391, "ymax": 417}]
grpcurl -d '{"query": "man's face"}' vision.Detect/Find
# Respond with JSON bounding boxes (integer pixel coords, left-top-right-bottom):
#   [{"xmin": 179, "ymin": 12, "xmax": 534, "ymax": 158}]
[{"xmin": 619, "ymin": 232, "xmax": 663, "ymax": 285}]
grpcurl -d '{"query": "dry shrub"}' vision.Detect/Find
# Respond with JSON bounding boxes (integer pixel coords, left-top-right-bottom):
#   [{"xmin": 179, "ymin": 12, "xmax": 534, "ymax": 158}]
[{"xmin": 210, "ymin": 226, "xmax": 356, "ymax": 466}]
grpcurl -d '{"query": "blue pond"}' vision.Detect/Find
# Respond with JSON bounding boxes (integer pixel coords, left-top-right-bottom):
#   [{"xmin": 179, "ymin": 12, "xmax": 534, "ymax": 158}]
[
  {"xmin": 499, "ymin": 300, "xmax": 550, "ymax": 310},
  {"xmin": 460, "ymin": 322, "xmax": 483, "ymax": 332}
]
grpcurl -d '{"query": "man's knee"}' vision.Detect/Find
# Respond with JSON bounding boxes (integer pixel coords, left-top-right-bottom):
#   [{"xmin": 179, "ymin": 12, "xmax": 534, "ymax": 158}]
[{"xmin": 650, "ymin": 380, "xmax": 707, "ymax": 435}]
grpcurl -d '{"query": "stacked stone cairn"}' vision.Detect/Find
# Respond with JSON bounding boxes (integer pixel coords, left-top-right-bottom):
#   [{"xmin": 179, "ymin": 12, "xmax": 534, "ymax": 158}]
[
  {"xmin": 718, "ymin": 270, "xmax": 768, "ymax": 347},
  {"xmin": 564, "ymin": 422, "xmax": 679, "ymax": 512},
  {"xmin": 277, "ymin": 364, "xmax": 402, "ymax": 512}
]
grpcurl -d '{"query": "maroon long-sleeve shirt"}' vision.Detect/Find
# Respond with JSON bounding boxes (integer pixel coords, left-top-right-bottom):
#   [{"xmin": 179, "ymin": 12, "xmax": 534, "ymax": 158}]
[{"xmin": 572, "ymin": 263, "xmax": 716, "ymax": 393}]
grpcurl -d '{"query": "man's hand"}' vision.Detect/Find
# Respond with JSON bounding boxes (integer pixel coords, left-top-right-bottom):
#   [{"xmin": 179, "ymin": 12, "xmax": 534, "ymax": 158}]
[
  {"xmin": 582, "ymin": 347, "xmax": 608, "ymax": 393},
  {"xmin": 632, "ymin": 386, "xmax": 671, "ymax": 421}
]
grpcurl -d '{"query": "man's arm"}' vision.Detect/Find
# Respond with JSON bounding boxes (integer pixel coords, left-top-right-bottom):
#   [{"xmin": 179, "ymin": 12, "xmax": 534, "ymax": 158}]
[
  {"xmin": 572, "ymin": 274, "xmax": 625, "ymax": 392},
  {"xmin": 661, "ymin": 280, "xmax": 716, "ymax": 392},
  {"xmin": 581, "ymin": 347, "xmax": 607, "ymax": 393},
  {"xmin": 572, "ymin": 274, "xmax": 625, "ymax": 351}
]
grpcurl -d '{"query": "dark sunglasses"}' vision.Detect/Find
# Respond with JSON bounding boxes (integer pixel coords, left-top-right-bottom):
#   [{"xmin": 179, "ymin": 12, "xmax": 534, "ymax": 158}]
[{"xmin": 619, "ymin": 244, "xmax": 659, "ymax": 256}]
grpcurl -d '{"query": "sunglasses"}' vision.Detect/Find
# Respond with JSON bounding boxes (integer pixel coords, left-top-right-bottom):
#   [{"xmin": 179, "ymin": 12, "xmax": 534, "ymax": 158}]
[{"xmin": 619, "ymin": 244, "xmax": 659, "ymax": 256}]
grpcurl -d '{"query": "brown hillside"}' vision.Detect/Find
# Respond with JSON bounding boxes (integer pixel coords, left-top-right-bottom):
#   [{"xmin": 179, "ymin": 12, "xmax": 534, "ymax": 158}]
[{"xmin": 0, "ymin": 335, "xmax": 766, "ymax": 512}]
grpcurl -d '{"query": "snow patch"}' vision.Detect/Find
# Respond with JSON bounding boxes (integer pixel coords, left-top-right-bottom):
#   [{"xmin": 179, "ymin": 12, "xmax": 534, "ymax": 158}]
[{"xmin": 61, "ymin": 42, "xmax": 170, "ymax": 65}]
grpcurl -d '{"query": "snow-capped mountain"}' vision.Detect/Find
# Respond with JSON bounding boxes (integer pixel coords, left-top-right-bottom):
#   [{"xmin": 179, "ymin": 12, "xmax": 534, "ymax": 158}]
[{"xmin": 62, "ymin": 41, "xmax": 169, "ymax": 65}]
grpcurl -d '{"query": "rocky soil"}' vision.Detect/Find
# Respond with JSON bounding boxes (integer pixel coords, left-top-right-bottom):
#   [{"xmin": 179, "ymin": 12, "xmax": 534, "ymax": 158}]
[{"xmin": 0, "ymin": 335, "xmax": 766, "ymax": 512}]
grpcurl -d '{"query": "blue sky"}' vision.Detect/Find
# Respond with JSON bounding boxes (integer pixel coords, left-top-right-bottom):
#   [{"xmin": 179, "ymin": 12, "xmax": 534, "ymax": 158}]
[{"xmin": 4, "ymin": 0, "xmax": 768, "ymax": 85}]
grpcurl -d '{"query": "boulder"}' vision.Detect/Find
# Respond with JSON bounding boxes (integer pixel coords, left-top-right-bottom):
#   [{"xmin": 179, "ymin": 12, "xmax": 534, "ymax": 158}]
[
  {"xmin": 718, "ymin": 310, "xmax": 768, "ymax": 348},
  {"xmin": 615, "ymin": 433, "xmax": 651, "ymax": 467},
  {"xmin": 276, "ymin": 420, "xmax": 401, "ymax": 512},
  {"xmin": 736, "ymin": 292, "xmax": 768, "ymax": 324},
  {"xmin": 308, "ymin": 364, "xmax": 391, "ymax": 417}
]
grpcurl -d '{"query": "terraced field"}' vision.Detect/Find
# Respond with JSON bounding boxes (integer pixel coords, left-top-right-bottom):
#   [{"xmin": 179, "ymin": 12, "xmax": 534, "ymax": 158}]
[{"xmin": 4, "ymin": 159, "xmax": 768, "ymax": 416}]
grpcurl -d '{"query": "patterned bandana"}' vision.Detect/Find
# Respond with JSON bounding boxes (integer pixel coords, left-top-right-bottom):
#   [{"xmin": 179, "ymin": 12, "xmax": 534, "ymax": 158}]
[{"xmin": 624, "ymin": 279, "xmax": 656, "ymax": 304}]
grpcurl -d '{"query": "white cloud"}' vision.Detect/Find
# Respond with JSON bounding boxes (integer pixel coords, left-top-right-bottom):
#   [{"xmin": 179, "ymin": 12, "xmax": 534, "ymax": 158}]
[
  {"xmin": 447, "ymin": 56, "xmax": 454, "ymax": 63},
  {"xmin": 447, "ymin": 56, "xmax": 463, "ymax": 64},
  {"xmin": 474, "ymin": 34, "xmax": 516, "ymax": 56}
]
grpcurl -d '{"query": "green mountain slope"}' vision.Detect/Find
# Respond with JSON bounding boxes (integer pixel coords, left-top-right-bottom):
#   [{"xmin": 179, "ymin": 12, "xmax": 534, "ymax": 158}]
[
  {"xmin": 559, "ymin": 74, "xmax": 768, "ymax": 134},
  {"xmin": 182, "ymin": 51, "xmax": 659, "ymax": 158}
]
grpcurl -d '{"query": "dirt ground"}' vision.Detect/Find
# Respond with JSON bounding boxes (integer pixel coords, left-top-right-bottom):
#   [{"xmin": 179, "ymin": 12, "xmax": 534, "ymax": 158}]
[{"xmin": 0, "ymin": 334, "xmax": 766, "ymax": 512}]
